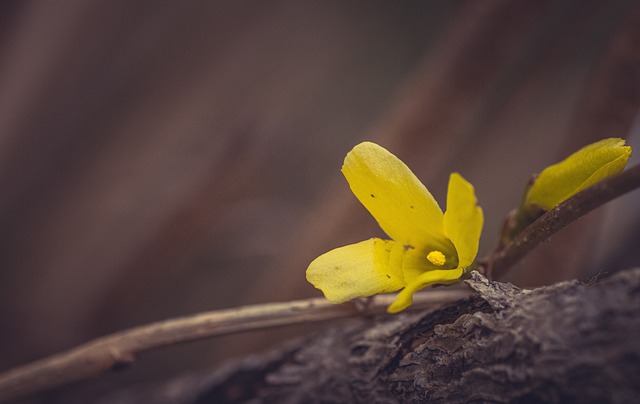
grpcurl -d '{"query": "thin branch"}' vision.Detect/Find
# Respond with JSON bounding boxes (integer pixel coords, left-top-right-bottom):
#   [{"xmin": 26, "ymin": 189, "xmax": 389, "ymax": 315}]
[
  {"xmin": 2, "ymin": 170, "xmax": 639, "ymax": 404},
  {"xmin": 0, "ymin": 288, "xmax": 470, "ymax": 402},
  {"xmin": 481, "ymin": 163, "xmax": 640, "ymax": 279}
]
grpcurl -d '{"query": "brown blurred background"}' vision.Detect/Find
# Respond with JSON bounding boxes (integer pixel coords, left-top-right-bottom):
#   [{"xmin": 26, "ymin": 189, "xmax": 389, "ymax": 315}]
[{"xmin": 1, "ymin": 0, "xmax": 639, "ymax": 401}]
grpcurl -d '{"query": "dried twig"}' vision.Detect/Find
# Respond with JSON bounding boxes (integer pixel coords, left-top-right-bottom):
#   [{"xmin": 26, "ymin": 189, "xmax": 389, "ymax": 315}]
[
  {"xmin": 0, "ymin": 289, "xmax": 470, "ymax": 402},
  {"xmin": 1, "ymin": 164, "xmax": 639, "ymax": 402},
  {"xmin": 2, "ymin": 164, "xmax": 639, "ymax": 402}
]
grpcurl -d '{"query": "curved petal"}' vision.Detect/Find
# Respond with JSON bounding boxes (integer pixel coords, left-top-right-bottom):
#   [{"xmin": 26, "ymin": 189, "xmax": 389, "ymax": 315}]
[
  {"xmin": 443, "ymin": 173, "xmax": 484, "ymax": 268},
  {"xmin": 574, "ymin": 152, "xmax": 631, "ymax": 195},
  {"xmin": 306, "ymin": 238, "xmax": 405, "ymax": 303},
  {"xmin": 525, "ymin": 138, "xmax": 631, "ymax": 210},
  {"xmin": 342, "ymin": 142, "xmax": 449, "ymax": 251},
  {"xmin": 387, "ymin": 267, "xmax": 463, "ymax": 313}
]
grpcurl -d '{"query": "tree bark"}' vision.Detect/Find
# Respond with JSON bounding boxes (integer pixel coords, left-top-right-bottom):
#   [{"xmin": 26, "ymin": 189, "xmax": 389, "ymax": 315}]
[{"xmin": 94, "ymin": 268, "xmax": 640, "ymax": 403}]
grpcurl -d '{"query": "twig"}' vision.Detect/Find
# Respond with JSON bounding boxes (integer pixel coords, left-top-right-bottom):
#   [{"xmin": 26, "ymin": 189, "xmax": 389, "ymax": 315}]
[
  {"xmin": 0, "ymin": 288, "xmax": 470, "ymax": 402},
  {"xmin": 481, "ymin": 163, "xmax": 640, "ymax": 279},
  {"xmin": 1, "ymin": 166, "xmax": 639, "ymax": 403}
]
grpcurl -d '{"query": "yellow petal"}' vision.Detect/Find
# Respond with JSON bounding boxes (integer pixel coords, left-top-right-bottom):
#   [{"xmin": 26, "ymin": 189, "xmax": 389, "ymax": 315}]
[
  {"xmin": 443, "ymin": 173, "xmax": 484, "ymax": 268},
  {"xmin": 306, "ymin": 238, "xmax": 405, "ymax": 303},
  {"xmin": 387, "ymin": 267, "xmax": 464, "ymax": 313},
  {"xmin": 525, "ymin": 138, "xmax": 632, "ymax": 210},
  {"xmin": 342, "ymin": 142, "xmax": 451, "ymax": 252}
]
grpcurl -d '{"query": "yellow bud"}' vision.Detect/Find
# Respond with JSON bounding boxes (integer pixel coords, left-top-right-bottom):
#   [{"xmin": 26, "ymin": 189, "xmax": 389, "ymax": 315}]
[{"xmin": 525, "ymin": 138, "xmax": 631, "ymax": 210}]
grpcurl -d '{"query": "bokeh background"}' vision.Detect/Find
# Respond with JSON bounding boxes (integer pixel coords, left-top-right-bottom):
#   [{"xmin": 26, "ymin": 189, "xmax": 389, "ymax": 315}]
[{"xmin": 1, "ymin": 0, "xmax": 639, "ymax": 401}]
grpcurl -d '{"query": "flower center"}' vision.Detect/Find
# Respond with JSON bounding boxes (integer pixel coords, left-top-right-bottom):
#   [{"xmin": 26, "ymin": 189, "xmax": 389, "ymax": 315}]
[{"xmin": 426, "ymin": 250, "xmax": 446, "ymax": 266}]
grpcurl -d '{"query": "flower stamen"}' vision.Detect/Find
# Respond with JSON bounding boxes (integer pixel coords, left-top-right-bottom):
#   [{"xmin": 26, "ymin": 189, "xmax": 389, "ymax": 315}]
[{"xmin": 426, "ymin": 250, "xmax": 446, "ymax": 266}]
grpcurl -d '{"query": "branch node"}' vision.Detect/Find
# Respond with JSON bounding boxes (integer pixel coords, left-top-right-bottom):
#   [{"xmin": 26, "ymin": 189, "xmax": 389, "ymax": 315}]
[{"xmin": 108, "ymin": 349, "xmax": 137, "ymax": 371}]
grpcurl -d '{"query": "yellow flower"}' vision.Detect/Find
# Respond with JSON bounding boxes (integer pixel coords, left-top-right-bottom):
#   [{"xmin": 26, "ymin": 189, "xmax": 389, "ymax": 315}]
[
  {"xmin": 525, "ymin": 138, "xmax": 631, "ymax": 210},
  {"xmin": 306, "ymin": 142, "xmax": 483, "ymax": 313}
]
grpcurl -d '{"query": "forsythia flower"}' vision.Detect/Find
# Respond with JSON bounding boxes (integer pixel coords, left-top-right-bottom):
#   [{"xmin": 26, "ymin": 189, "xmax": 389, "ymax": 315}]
[
  {"xmin": 524, "ymin": 137, "xmax": 632, "ymax": 210},
  {"xmin": 306, "ymin": 142, "xmax": 483, "ymax": 313}
]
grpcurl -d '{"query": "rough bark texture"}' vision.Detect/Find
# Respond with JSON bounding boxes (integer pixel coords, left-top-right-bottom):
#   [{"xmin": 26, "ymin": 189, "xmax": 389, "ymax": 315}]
[{"xmin": 94, "ymin": 268, "xmax": 640, "ymax": 404}]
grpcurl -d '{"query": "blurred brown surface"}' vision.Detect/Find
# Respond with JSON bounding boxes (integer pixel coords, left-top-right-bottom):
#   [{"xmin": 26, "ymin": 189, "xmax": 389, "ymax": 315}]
[{"xmin": 0, "ymin": 0, "xmax": 639, "ymax": 401}]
